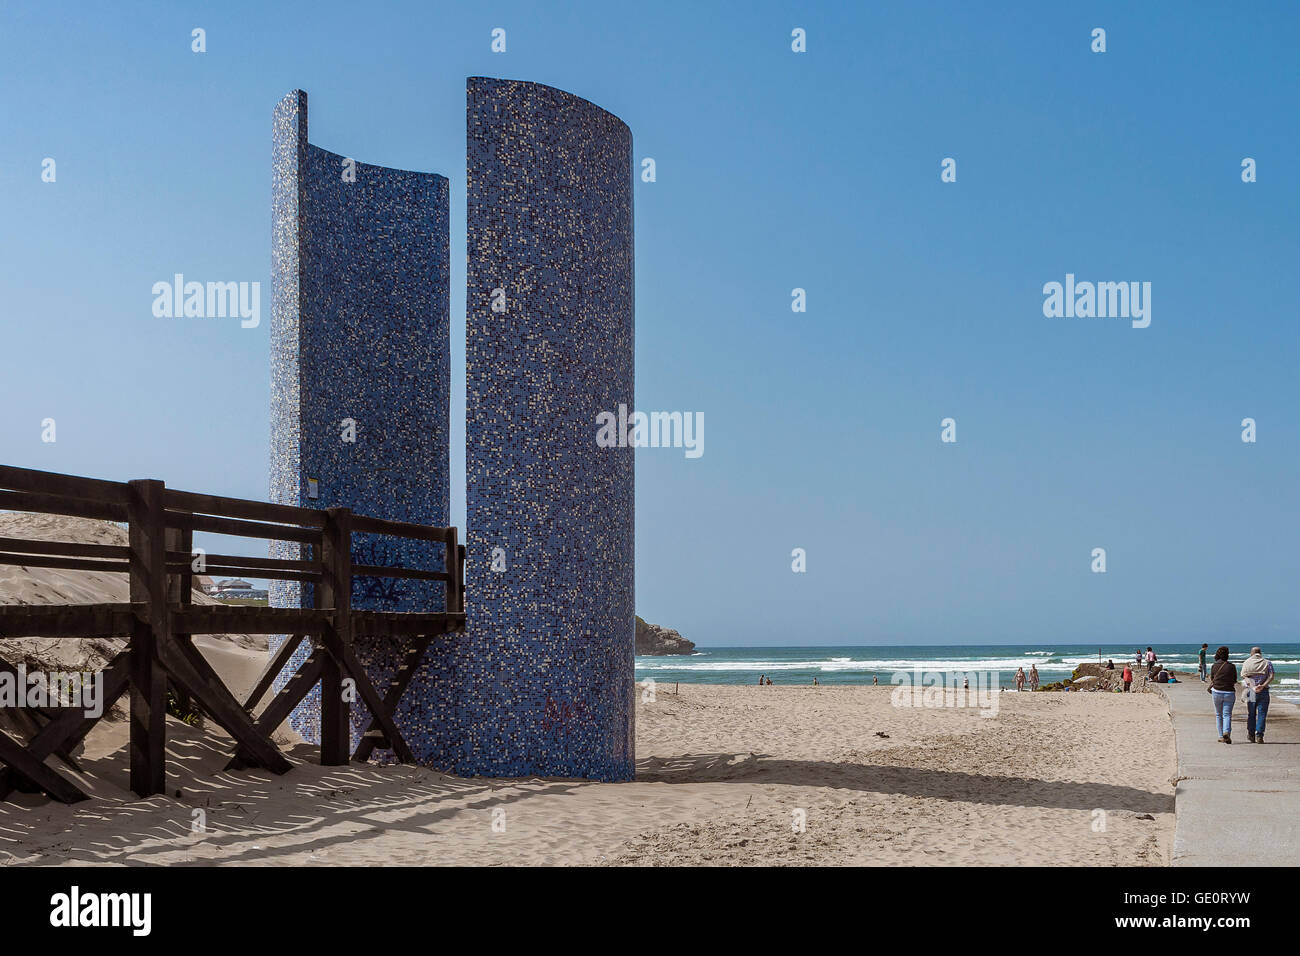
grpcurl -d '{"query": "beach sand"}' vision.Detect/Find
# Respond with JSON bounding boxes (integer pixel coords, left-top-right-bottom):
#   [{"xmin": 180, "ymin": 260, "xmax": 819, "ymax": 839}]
[{"xmin": 0, "ymin": 674, "xmax": 1176, "ymax": 866}]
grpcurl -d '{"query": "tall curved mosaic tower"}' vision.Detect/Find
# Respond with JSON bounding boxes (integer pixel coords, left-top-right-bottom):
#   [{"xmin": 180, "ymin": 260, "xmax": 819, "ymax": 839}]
[
  {"xmin": 455, "ymin": 77, "xmax": 635, "ymax": 781},
  {"xmin": 269, "ymin": 89, "xmax": 451, "ymax": 755}
]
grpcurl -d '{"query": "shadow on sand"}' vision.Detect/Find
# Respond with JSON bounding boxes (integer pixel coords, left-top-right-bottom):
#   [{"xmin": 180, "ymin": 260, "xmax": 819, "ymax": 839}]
[{"xmin": 635, "ymin": 751, "xmax": 1174, "ymax": 815}]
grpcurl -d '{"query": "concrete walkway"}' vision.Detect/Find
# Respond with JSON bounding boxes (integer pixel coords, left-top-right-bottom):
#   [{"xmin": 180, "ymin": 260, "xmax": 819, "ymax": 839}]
[{"xmin": 1156, "ymin": 677, "xmax": 1300, "ymax": 865}]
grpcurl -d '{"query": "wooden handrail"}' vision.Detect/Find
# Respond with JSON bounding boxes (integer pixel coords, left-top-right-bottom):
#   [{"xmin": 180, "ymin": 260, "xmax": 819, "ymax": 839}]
[{"xmin": 0, "ymin": 461, "xmax": 467, "ymax": 802}]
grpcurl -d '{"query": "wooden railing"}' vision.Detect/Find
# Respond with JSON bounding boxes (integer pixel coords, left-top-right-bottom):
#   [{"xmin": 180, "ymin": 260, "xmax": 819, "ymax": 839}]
[{"xmin": 0, "ymin": 463, "xmax": 466, "ymax": 802}]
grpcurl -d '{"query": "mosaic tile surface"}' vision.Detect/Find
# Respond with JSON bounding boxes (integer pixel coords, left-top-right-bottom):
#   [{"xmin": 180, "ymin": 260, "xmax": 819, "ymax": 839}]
[
  {"xmin": 269, "ymin": 89, "xmax": 451, "ymax": 756},
  {"xmin": 446, "ymin": 77, "xmax": 636, "ymax": 781}
]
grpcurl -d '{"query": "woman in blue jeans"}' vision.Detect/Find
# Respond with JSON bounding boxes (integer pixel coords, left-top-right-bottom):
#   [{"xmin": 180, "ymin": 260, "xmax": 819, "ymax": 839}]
[{"xmin": 1208, "ymin": 646, "xmax": 1237, "ymax": 744}]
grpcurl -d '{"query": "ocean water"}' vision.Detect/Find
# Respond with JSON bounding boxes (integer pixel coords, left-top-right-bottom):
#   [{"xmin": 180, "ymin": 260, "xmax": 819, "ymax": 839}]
[{"xmin": 635, "ymin": 643, "xmax": 1300, "ymax": 702}]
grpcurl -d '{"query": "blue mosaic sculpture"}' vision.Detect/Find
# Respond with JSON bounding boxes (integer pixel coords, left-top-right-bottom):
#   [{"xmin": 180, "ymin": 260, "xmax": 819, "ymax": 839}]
[
  {"xmin": 269, "ymin": 89, "xmax": 451, "ymax": 755},
  {"xmin": 269, "ymin": 81, "xmax": 634, "ymax": 781},
  {"xmin": 452, "ymin": 77, "xmax": 636, "ymax": 781}
]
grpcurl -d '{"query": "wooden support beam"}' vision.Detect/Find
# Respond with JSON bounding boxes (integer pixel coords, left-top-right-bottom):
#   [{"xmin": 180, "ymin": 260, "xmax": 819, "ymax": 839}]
[
  {"xmin": 352, "ymin": 565, "xmax": 449, "ymax": 582},
  {"xmin": 165, "ymin": 524, "xmax": 196, "ymax": 722},
  {"xmin": 353, "ymin": 634, "xmax": 432, "ymax": 762},
  {"xmin": 0, "ymin": 463, "xmax": 130, "ymax": 503},
  {"xmin": 170, "ymin": 510, "xmax": 322, "ymax": 545},
  {"xmin": 0, "ymin": 730, "xmax": 87, "ymax": 804},
  {"xmin": 164, "ymin": 487, "xmax": 327, "ymax": 527},
  {"xmin": 171, "ymin": 604, "xmax": 328, "ymax": 635},
  {"xmin": 318, "ymin": 508, "xmax": 352, "ymax": 766},
  {"xmin": 0, "ymin": 489, "xmax": 127, "ymax": 523},
  {"xmin": 0, "ymin": 603, "xmax": 135, "ymax": 639},
  {"xmin": 0, "ymin": 553, "xmax": 129, "ymax": 574},
  {"xmin": 444, "ymin": 526, "xmax": 461, "ymax": 615},
  {"xmin": 350, "ymin": 514, "xmax": 451, "ymax": 542},
  {"xmin": 155, "ymin": 634, "xmax": 291, "ymax": 775},
  {"xmin": 165, "ymin": 562, "xmax": 320, "ymax": 583},
  {"xmin": 0, "ymin": 650, "xmax": 131, "ymax": 801},
  {"xmin": 0, "ymin": 537, "xmax": 130, "ymax": 560},
  {"xmin": 350, "ymin": 611, "xmax": 465, "ymax": 637},
  {"xmin": 241, "ymin": 633, "xmax": 305, "ymax": 712},
  {"xmin": 319, "ymin": 630, "xmax": 414, "ymax": 764},
  {"xmin": 165, "ymin": 552, "xmax": 320, "ymax": 574},
  {"xmin": 127, "ymin": 479, "xmax": 168, "ymax": 797},
  {"xmin": 226, "ymin": 648, "xmax": 325, "ymax": 770}
]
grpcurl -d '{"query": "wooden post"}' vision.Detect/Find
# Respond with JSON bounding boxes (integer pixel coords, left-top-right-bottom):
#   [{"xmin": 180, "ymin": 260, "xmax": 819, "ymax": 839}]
[
  {"xmin": 457, "ymin": 543, "xmax": 466, "ymax": 613},
  {"xmin": 318, "ymin": 507, "xmax": 352, "ymax": 765},
  {"xmin": 165, "ymin": 518, "xmax": 195, "ymax": 720},
  {"xmin": 127, "ymin": 479, "xmax": 167, "ymax": 796},
  {"xmin": 444, "ymin": 526, "xmax": 460, "ymax": 615}
]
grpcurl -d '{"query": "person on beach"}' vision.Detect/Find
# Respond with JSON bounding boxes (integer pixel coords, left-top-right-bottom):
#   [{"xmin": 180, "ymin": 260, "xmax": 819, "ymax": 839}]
[
  {"xmin": 1241, "ymin": 647, "xmax": 1274, "ymax": 744},
  {"xmin": 1015, "ymin": 666, "xmax": 1026, "ymax": 691},
  {"xmin": 759, "ymin": 674, "xmax": 766, "ymax": 686},
  {"xmin": 1209, "ymin": 646, "xmax": 1237, "ymax": 744},
  {"xmin": 1136, "ymin": 649, "xmax": 1143, "ymax": 666},
  {"xmin": 1106, "ymin": 659, "xmax": 1114, "ymax": 670},
  {"xmin": 1145, "ymin": 647, "xmax": 1157, "ymax": 673},
  {"xmin": 1121, "ymin": 663, "xmax": 1133, "ymax": 692},
  {"xmin": 872, "ymin": 675, "xmax": 878, "ymax": 686},
  {"xmin": 812, "ymin": 677, "xmax": 819, "ymax": 686},
  {"xmin": 1029, "ymin": 664, "xmax": 1039, "ymax": 691},
  {"xmin": 1198, "ymin": 643, "xmax": 1209, "ymax": 682}
]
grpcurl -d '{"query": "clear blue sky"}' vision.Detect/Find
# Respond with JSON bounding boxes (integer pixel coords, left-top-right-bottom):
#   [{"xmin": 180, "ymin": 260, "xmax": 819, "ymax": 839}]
[{"xmin": 2, "ymin": 1, "xmax": 1298, "ymax": 646}]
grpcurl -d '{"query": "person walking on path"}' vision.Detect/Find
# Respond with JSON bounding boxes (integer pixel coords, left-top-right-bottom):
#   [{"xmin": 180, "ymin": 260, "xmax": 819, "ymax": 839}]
[
  {"xmin": 1122, "ymin": 663, "xmax": 1133, "ymax": 692},
  {"xmin": 1241, "ymin": 647, "xmax": 1274, "ymax": 744},
  {"xmin": 1198, "ymin": 643, "xmax": 1209, "ymax": 682},
  {"xmin": 1209, "ymin": 646, "xmax": 1238, "ymax": 744}
]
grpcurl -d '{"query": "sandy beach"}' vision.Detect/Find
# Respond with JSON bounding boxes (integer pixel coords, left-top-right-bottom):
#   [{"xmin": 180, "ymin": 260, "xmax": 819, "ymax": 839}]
[
  {"xmin": 0, "ymin": 677, "xmax": 1176, "ymax": 866},
  {"xmin": 0, "ymin": 514, "xmax": 1178, "ymax": 865}
]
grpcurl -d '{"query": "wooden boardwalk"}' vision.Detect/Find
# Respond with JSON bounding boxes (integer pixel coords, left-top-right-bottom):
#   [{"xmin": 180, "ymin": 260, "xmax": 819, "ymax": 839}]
[{"xmin": 0, "ymin": 463, "xmax": 465, "ymax": 802}]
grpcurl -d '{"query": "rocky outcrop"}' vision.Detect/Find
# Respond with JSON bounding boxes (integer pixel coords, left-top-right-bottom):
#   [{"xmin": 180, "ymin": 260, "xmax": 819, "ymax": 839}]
[
  {"xmin": 1061, "ymin": 661, "xmax": 1186, "ymax": 694},
  {"xmin": 635, "ymin": 616, "xmax": 695, "ymax": 655}
]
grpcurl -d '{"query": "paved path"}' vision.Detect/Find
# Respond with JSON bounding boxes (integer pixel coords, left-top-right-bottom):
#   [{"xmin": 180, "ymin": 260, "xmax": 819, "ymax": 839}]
[{"xmin": 1156, "ymin": 677, "xmax": 1300, "ymax": 865}]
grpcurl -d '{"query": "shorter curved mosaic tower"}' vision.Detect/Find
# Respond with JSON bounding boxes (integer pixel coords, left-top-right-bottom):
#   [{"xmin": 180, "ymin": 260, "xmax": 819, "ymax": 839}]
[
  {"xmin": 269, "ymin": 89, "xmax": 451, "ymax": 755},
  {"xmin": 447, "ymin": 77, "xmax": 636, "ymax": 781}
]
